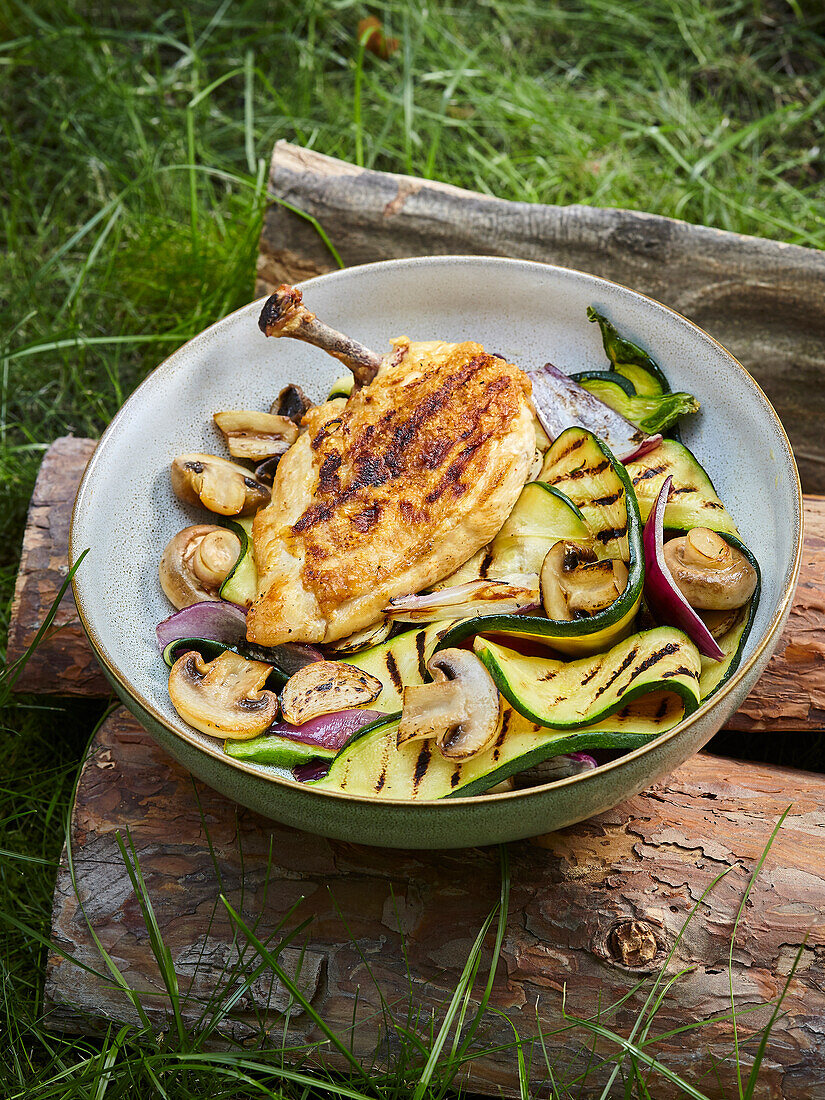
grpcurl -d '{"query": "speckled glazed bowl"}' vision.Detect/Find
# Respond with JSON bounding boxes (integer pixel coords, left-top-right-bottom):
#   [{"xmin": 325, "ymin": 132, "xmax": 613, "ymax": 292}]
[{"xmin": 70, "ymin": 257, "xmax": 802, "ymax": 848}]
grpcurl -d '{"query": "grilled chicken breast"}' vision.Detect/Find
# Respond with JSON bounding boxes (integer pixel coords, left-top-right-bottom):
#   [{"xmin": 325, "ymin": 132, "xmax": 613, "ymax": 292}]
[{"xmin": 246, "ymin": 337, "xmax": 534, "ymax": 645}]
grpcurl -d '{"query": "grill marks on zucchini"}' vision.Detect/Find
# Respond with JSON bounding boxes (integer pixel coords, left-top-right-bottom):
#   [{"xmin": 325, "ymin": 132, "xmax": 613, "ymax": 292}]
[
  {"xmin": 341, "ymin": 622, "xmax": 450, "ymax": 712},
  {"xmin": 313, "ymin": 681, "xmax": 690, "ymax": 801},
  {"xmin": 540, "ymin": 429, "xmax": 631, "ymax": 561},
  {"xmin": 437, "ymin": 428, "xmax": 644, "ymax": 656},
  {"xmin": 625, "ymin": 440, "xmax": 739, "ymax": 537},
  {"xmin": 474, "ymin": 627, "xmax": 701, "ymax": 731}
]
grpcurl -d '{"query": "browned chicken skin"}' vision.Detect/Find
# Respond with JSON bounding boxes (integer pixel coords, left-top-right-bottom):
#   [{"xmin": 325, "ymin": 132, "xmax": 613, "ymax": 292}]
[{"xmin": 246, "ymin": 287, "xmax": 535, "ymax": 646}]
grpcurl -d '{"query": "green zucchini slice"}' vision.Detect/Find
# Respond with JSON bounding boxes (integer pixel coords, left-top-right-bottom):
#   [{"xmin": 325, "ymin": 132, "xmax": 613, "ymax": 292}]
[
  {"xmin": 312, "ymin": 688, "xmax": 687, "ymax": 801},
  {"xmin": 219, "ymin": 517, "xmax": 257, "ymax": 607},
  {"xmin": 587, "ymin": 306, "xmax": 671, "ymax": 396},
  {"xmin": 570, "ymin": 370, "xmax": 637, "ymax": 397},
  {"xmin": 341, "ymin": 622, "xmax": 453, "ymax": 712},
  {"xmin": 225, "ymin": 735, "xmax": 336, "ymax": 767},
  {"xmin": 574, "ymin": 377, "xmax": 699, "ymax": 435},
  {"xmin": 439, "ymin": 427, "xmax": 644, "ymax": 655},
  {"xmin": 475, "ymin": 627, "xmax": 702, "ymax": 730},
  {"xmin": 327, "ymin": 375, "xmax": 355, "ymax": 400},
  {"xmin": 441, "ymin": 481, "xmax": 590, "ymax": 585},
  {"xmin": 624, "ymin": 440, "xmax": 739, "ymax": 537}
]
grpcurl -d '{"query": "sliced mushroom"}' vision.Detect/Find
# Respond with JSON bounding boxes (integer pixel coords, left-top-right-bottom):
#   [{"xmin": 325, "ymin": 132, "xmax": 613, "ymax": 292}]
[
  {"xmin": 168, "ymin": 650, "xmax": 279, "ymax": 739},
  {"xmin": 171, "ymin": 453, "xmax": 270, "ymax": 516},
  {"xmin": 540, "ymin": 541, "xmax": 629, "ymax": 621},
  {"xmin": 397, "ymin": 649, "xmax": 501, "ymax": 761},
  {"xmin": 213, "ymin": 410, "xmax": 300, "ymax": 461},
  {"xmin": 271, "ymin": 383, "xmax": 313, "ymax": 424},
  {"xmin": 280, "ymin": 661, "xmax": 383, "ymax": 725},
  {"xmin": 663, "ymin": 528, "xmax": 757, "ymax": 610},
  {"xmin": 699, "ymin": 607, "xmax": 741, "ymax": 639},
  {"xmin": 159, "ymin": 524, "xmax": 241, "ymax": 609}
]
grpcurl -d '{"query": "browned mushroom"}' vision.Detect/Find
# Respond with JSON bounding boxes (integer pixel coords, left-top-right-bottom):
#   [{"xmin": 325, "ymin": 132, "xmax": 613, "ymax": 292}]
[
  {"xmin": 397, "ymin": 649, "xmax": 501, "ymax": 761},
  {"xmin": 159, "ymin": 524, "xmax": 241, "ymax": 609},
  {"xmin": 540, "ymin": 541, "xmax": 628, "ymax": 620},
  {"xmin": 663, "ymin": 528, "xmax": 757, "ymax": 610},
  {"xmin": 168, "ymin": 650, "xmax": 279, "ymax": 739},
  {"xmin": 171, "ymin": 454, "xmax": 270, "ymax": 516},
  {"xmin": 271, "ymin": 384, "xmax": 313, "ymax": 424},
  {"xmin": 280, "ymin": 661, "xmax": 383, "ymax": 725},
  {"xmin": 213, "ymin": 410, "xmax": 300, "ymax": 461}
]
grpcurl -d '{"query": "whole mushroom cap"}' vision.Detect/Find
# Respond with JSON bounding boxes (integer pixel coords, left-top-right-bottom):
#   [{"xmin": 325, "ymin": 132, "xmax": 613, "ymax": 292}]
[{"xmin": 159, "ymin": 524, "xmax": 241, "ymax": 610}]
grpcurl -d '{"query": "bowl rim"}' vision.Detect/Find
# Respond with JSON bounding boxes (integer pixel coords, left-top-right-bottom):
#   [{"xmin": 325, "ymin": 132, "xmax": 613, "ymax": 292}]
[{"xmin": 70, "ymin": 254, "xmax": 803, "ymax": 808}]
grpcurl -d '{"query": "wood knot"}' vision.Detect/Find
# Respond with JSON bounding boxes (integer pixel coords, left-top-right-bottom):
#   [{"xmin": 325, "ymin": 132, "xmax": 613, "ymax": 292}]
[{"xmin": 593, "ymin": 918, "xmax": 665, "ymax": 972}]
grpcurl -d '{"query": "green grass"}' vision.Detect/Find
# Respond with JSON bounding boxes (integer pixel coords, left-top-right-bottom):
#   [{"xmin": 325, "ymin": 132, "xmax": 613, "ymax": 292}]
[{"xmin": 1, "ymin": 0, "xmax": 823, "ymax": 1095}]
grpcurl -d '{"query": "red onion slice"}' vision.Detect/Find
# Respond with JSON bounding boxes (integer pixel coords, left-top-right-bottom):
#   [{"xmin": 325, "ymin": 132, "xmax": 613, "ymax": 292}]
[
  {"xmin": 270, "ymin": 708, "xmax": 385, "ymax": 751},
  {"xmin": 156, "ymin": 601, "xmax": 248, "ymax": 650},
  {"xmin": 643, "ymin": 476, "xmax": 724, "ymax": 660},
  {"xmin": 386, "ymin": 579, "xmax": 539, "ymax": 622},
  {"xmin": 528, "ymin": 362, "xmax": 662, "ymax": 462},
  {"xmin": 293, "ymin": 761, "xmax": 331, "ymax": 783}
]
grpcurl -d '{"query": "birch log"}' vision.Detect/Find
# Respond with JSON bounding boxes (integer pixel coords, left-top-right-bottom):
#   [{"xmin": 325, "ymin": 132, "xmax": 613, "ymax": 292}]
[{"xmin": 45, "ymin": 709, "xmax": 825, "ymax": 1098}]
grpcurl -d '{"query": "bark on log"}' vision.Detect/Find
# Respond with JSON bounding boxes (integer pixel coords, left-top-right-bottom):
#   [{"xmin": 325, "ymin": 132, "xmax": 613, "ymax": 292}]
[
  {"xmin": 6, "ymin": 437, "xmax": 109, "ymax": 696},
  {"xmin": 259, "ymin": 141, "xmax": 825, "ymax": 493},
  {"xmin": 7, "ymin": 438, "xmax": 824, "ymax": 733},
  {"xmin": 44, "ymin": 708, "xmax": 825, "ymax": 1098}
]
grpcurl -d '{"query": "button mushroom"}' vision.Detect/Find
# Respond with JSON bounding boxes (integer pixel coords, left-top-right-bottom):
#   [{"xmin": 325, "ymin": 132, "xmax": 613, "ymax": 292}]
[
  {"xmin": 271, "ymin": 384, "xmax": 313, "ymax": 424},
  {"xmin": 540, "ymin": 540, "xmax": 629, "ymax": 621},
  {"xmin": 168, "ymin": 650, "xmax": 279, "ymax": 739},
  {"xmin": 171, "ymin": 453, "xmax": 270, "ymax": 516},
  {"xmin": 280, "ymin": 661, "xmax": 383, "ymax": 725},
  {"xmin": 159, "ymin": 524, "xmax": 242, "ymax": 609},
  {"xmin": 397, "ymin": 649, "xmax": 501, "ymax": 761},
  {"xmin": 213, "ymin": 410, "xmax": 300, "ymax": 461},
  {"xmin": 663, "ymin": 528, "xmax": 757, "ymax": 610}
]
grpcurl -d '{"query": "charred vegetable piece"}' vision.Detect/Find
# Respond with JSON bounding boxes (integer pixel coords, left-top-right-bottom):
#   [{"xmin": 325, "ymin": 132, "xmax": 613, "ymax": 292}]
[
  {"xmin": 325, "ymin": 619, "xmax": 393, "ymax": 655},
  {"xmin": 313, "ymin": 688, "xmax": 685, "ymax": 800},
  {"xmin": 440, "ymin": 481, "xmax": 590, "ymax": 586},
  {"xmin": 528, "ymin": 362, "xmax": 661, "ymax": 462},
  {"xmin": 540, "ymin": 541, "xmax": 628, "ymax": 621},
  {"xmin": 386, "ymin": 579, "xmax": 539, "ymax": 622},
  {"xmin": 573, "ymin": 377, "xmax": 699, "ymax": 435},
  {"xmin": 587, "ymin": 307, "xmax": 671, "ymax": 396},
  {"xmin": 625, "ymin": 440, "xmax": 739, "ymax": 536},
  {"xmin": 171, "ymin": 454, "xmax": 270, "ymax": 516},
  {"xmin": 441, "ymin": 428, "xmax": 643, "ymax": 656},
  {"xmin": 341, "ymin": 622, "xmax": 454, "ymax": 712},
  {"xmin": 397, "ymin": 649, "xmax": 501, "ymax": 761},
  {"xmin": 280, "ymin": 661, "xmax": 383, "ymax": 725},
  {"xmin": 474, "ymin": 627, "xmax": 702, "ymax": 730},
  {"xmin": 213, "ymin": 410, "xmax": 299, "ymax": 461},
  {"xmin": 219, "ymin": 518, "xmax": 257, "ymax": 608},
  {"xmin": 168, "ymin": 650, "xmax": 279, "ymax": 739},
  {"xmin": 225, "ymin": 735, "xmax": 336, "ymax": 768},
  {"xmin": 162, "ymin": 637, "xmax": 322, "ymax": 687},
  {"xmin": 159, "ymin": 525, "xmax": 241, "ymax": 609},
  {"xmin": 272, "ymin": 384, "xmax": 313, "ymax": 424}
]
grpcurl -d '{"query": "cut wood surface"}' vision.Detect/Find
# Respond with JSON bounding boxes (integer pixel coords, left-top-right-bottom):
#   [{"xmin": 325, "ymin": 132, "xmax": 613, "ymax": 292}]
[
  {"xmin": 7, "ymin": 437, "xmax": 108, "ymax": 695},
  {"xmin": 45, "ymin": 708, "xmax": 825, "ymax": 1098},
  {"xmin": 9, "ymin": 436, "xmax": 825, "ymax": 733},
  {"xmin": 259, "ymin": 141, "xmax": 825, "ymax": 493}
]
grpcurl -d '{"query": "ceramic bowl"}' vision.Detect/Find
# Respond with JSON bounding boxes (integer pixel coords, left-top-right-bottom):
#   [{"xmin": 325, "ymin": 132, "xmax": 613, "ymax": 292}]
[{"xmin": 70, "ymin": 257, "xmax": 802, "ymax": 848}]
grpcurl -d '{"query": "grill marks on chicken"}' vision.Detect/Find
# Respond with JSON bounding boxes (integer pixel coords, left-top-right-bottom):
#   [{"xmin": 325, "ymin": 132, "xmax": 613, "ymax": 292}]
[{"xmin": 247, "ymin": 337, "xmax": 534, "ymax": 645}]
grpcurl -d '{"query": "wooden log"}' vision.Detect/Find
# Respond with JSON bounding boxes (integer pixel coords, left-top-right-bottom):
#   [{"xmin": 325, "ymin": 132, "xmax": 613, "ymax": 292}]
[
  {"xmin": 8, "ymin": 438, "xmax": 825, "ymax": 734},
  {"xmin": 45, "ymin": 708, "xmax": 825, "ymax": 1097},
  {"xmin": 6, "ymin": 437, "xmax": 109, "ymax": 696},
  {"xmin": 259, "ymin": 141, "xmax": 825, "ymax": 493}
]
